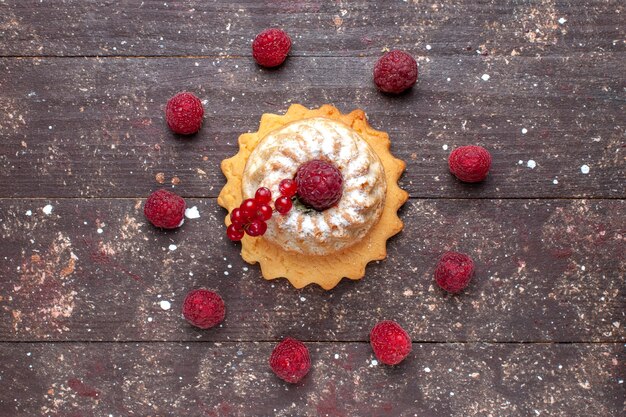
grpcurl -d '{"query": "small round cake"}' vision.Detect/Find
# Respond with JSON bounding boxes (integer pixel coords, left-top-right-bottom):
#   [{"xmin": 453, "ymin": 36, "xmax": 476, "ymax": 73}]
[
  {"xmin": 218, "ymin": 104, "xmax": 408, "ymax": 289},
  {"xmin": 242, "ymin": 117, "xmax": 387, "ymax": 255}
]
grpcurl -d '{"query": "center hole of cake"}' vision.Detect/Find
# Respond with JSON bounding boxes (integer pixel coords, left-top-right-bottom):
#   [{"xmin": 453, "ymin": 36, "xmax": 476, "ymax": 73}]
[{"xmin": 294, "ymin": 159, "xmax": 344, "ymax": 212}]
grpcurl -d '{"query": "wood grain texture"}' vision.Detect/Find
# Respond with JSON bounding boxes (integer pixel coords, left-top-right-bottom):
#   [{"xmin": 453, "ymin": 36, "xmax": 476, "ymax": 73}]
[
  {"xmin": 0, "ymin": 342, "xmax": 622, "ymax": 417},
  {"xmin": 0, "ymin": 56, "xmax": 623, "ymax": 198},
  {"xmin": 0, "ymin": 0, "xmax": 623, "ymax": 58},
  {"xmin": 0, "ymin": 0, "xmax": 624, "ymax": 414},
  {"xmin": 1, "ymin": 198, "xmax": 623, "ymax": 342}
]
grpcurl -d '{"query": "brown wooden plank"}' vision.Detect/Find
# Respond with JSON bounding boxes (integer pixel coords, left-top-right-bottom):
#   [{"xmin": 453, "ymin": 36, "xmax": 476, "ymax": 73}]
[
  {"xmin": 0, "ymin": 198, "xmax": 623, "ymax": 342},
  {"xmin": 0, "ymin": 56, "xmax": 623, "ymax": 198},
  {"xmin": 0, "ymin": 342, "xmax": 622, "ymax": 417},
  {"xmin": 1, "ymin": 0, "xmax": 623, "ymax": 57}
]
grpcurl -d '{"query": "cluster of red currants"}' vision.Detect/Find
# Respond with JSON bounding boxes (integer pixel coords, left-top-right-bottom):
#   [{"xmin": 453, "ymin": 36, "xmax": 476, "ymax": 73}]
[
  {"xmin": 226, "ymin": 179, "xmax": 298, "ymax": 241},
  {"xmin": 226, "ymin": 187, "xmax": 273, "ymax": 241},
  {"xmin": 275, "ymin": 179, "xmax": 297, "ymax": 214}
]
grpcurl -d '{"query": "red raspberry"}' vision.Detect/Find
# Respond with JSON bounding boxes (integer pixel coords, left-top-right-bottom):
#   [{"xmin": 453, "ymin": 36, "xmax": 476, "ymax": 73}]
[
  {"xmin": 165, "ymin": 92, "xmax": 204, "ymax": 135},
  {"xmin": 370, "ymin": 320, "xmax": 412, "ymax": 365},
  {"xmin": 295, "ymin": 160, "xmax": 343, "ymax": 211},
  {"xmin": 448, "ymin": 145, "xmax": 492, "ymax": 183},
  {"xmin": 434, "ymin": 251, "xmax": 474, "ymax": 293},
  {"xmin": 143, "ymin": 189, "xmax": 186, "ymax": 229},
  {"xmin": 373, "ymin": 50, "xmax": 418, "ymax": 94},
  {"xmin": 182, "ymin": 289, "xmax": 225, "ymax": 329},
  {"xmin": 269, "ymin": 338, "xmax": 310, "ymax": 383},
  {"xmin": 252, "ymin": 28, "xmax": 292, "ymax": 68}
]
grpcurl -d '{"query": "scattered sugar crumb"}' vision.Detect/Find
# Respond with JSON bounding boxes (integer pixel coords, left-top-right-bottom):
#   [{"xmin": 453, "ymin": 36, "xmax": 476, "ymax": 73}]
[
  {"xmin": 97, "ymin": 228, "xmax": 103, "ymax": 234},
  {"xmin": 442, "ymin": 144, "xmax": 448, "ymax": 151},
  {"xmin": 553, "ymin": 179, "xmax": 559, "ymax": 185},
  {"xmin": 446, "ymin": 77, "xmax": 451, "ymax": 82},
  {"xmin": 424, "ymin": 367, "xmax": 431, "ymax": 373},
  {"xmin": 42, "ymin": 205, "xmax": 53, "ymax": 215},
  {"xmin": 243, "ymin": 267, "xmax": 249, "ymax": 272},
  {"xmin": 25, "ymin": 210, "xmax": 32, "ymax": 216},
  {"xmin": 580, "ymin": 164, "xmax": 590, "ymax": 174},
  {"xmin": 168, "ymin": 244, "xmax": 177, "ymax": 251},
  {"xmin": 334, "ymin": 354, "xmax": 339, "ymax": 359},
  {"xmin": 300, "ymin": 296, "xmax": 306, "ymax": 302},
  {"xmin": 370, "ymin": 359, "xmax": 378, "ymax": 367},
  {"xmin": 224, "ymin": 271, "xmax": 229, "ymax": 276},
  {"xmin": 481, "ymin": 74, "xmax": 490, "ymax": 81},
  {"xmin": 426, "ymin": 44, "xmax": 432, "ymax": 50},
  {"xmin": 147, "ymin": 317, "xmax": 153, "ymax": 322},
  {"xmin": 527, "ymin": 160, "xmax": 537, "ymax": 169},
  {"xmin": 558, "ymin": 17, "xmax": 567, "ymax": 25},
  {"xmin": 185, "ymin": 206, "xmax": 200, "ymax": 219},
  {"xmin": 159, "ymin": 300, "xmax": 171, "ymax": 311},
  {"xmin": 518, "ymin": 160, "xmax": 524, "ymax": 165},
  {"xmin": 522, "ymin": 128, "xmax": 528, "ymax": 134}
]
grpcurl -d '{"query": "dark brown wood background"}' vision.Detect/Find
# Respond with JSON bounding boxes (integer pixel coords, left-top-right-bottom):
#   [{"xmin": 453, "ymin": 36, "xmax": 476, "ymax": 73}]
[{"xmin": 0, "ymin": 1, "xmax": 624, "ymax": 416}]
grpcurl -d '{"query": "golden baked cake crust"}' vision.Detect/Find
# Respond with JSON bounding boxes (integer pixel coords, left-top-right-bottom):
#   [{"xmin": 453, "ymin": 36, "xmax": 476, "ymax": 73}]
[{"xmin": 218, "ymin": 104, "xmax": 408, "ymax": 290}]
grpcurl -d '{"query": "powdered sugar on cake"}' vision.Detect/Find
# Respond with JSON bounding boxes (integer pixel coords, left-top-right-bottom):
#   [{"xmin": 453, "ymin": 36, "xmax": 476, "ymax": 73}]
[{"xmin": 242, "ymin": 117, "xmax": 387, "ymax": 255}]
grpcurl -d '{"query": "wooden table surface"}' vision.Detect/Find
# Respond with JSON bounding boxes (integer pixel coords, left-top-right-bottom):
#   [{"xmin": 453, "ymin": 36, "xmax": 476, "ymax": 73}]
[{"xmin": 1, "ymin": 1, "xmax": 624, "ymax": 416}]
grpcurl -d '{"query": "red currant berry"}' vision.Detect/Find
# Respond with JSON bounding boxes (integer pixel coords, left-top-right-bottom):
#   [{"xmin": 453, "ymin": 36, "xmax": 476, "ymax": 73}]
[
  {"xmin": 275, "ymin": 196, "xmax": 293, "ymax": 214},
  {"xmin": 226, "ymin": 224, "xmax": 245, "ymax": 241},
  {"xmin": 257, "ymin": 204, "xmax": 273, "ymax": 221},
  {"xmin": 245, "ymin": 219, "xmax": 267, "ymax": 237},
  {"xmin": 230, "ymin": 208, "xmax": 246, "ymax": 228},
  {"xmin": 255, "ymin": 187, "xmax": 272, "ymax": 204},
  {"xmin": 240, "ymin": 198, "xmax": 258, "ymax": 220},
  {"xmin": 279, "ymin": 179, "xmax": 297, "ymax": 197}
]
